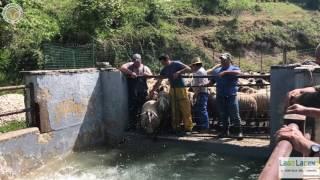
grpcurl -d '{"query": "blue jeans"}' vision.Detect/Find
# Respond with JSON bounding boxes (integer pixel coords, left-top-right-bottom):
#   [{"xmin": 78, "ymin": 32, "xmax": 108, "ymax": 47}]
[
  {"xmin": 216, "ymin": 95, "xmax": 241, "ymax": 130},
  {"xmin": 194, "ymin": 93, "xmax": 209, "ymax": 129}
]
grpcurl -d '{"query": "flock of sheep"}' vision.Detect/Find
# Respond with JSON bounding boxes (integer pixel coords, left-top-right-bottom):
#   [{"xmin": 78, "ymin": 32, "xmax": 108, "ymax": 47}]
[{"xmin": 139, "ymin": 74, "xmax": 271, "ymax": 135}]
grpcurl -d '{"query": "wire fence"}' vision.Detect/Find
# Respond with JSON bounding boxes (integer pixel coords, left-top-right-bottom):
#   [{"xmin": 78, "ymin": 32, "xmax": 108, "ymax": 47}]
[
  {"xmin": 43, "ymin": 43, "xmax": 96, "ymax": 69},
  {"xmin": 41, "ymin": 41, "xmax": 317, "ymax": 74}
]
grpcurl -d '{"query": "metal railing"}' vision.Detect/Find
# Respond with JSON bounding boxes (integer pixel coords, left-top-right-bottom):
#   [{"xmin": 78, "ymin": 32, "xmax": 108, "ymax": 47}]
[
  {"xmin": 0, "ymin": 83, "xmax": 37, "ymax": 129},
  {"xmin": 143, "ymin": 74, "xmax": 271, "ymax": 137},
  {"xmin": 0, "ymin": 85, "xmax": 31, "ymax": 117}
]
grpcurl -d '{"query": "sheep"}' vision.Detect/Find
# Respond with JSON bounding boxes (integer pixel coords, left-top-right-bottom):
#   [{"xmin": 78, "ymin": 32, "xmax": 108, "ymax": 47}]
[
  {"xmin": 207, "ymin": 93, "xmax": 257, "ymax": 127},
  {"xmin": 237, "ymin": 92, "xmax": 258, "ymax": 125},
  {"xmin": 141, "ymin": 85, "xmax": 171, "ymax": 135},
  {"xmin": 157, "ymin": 87, "xmax": 170, "ymax": 121},
  {"xmin": 207, "ymin": 93, "xmax": 219, "ymax": 125},
  {"xmin": 252, "ymin": 89, "xmax": 270, "ymax": 123},
  {"xmin": 140, "ymin": 100, "xmax": 161, "ymax": 134},
  {"xmin": 255, "ymin": 78, "xmax": 270, "ymax": 89},
  {"xmin": 187, "ymin": 91, "xmax": 196, "ymax": 106},
  {"xmin": 238, "ymin": 78, "xmax": 250, "ymax": 85},
  {"xmin": 247, "ymin": 78, "xmax": 256, "ymax": 85},
  {"xmin": 208, "ymin": 87, "xmax": 216, "ymax": 95},
  {"xmin": 238, "ymin": 86, "xmax": 257, "ymax": 94}
]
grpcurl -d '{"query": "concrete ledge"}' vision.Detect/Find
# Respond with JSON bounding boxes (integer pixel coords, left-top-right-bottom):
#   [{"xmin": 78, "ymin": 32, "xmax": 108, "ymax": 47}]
[
  {"xmin": 21, "ymin": 68, "xmax": 100, "ymax": 75},
  {"xmin": 125, "ymin": 132, "xmax": 271, "ymax": 158},
  {"xmin": 0, "ymin": 128, "xmax": 39, "ymax": 142}
]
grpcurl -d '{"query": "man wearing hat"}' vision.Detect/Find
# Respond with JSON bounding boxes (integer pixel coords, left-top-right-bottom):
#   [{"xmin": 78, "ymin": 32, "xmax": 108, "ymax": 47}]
[
  {"xmin": 120, "ymin": 53, "xmax": 152, "ymax": 131},
  {"xmin": 190, "ymin": 57, "xmax": 210, "ymax": 132},
  {"xmin": 210, "ymin": 53, "xmax": 243, "ymax": 139},
  {"xmin": 150, "ymin": 54, "xmax": 193, "ymax": 136}
]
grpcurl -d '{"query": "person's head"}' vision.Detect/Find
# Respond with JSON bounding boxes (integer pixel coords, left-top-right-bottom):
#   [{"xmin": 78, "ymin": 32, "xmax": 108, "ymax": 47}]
[
  {"xmin": 219, "ymin": 53, "xmax": 232, "ymax": 67},
  {"xmin": 131, "ymin": 53, "xmax": 142, "ymax": 67},
  {"xmin": 315, "ymin": 43, "xmax": 320, "ymax": 62},
  {"xmin": 159, "ymin": 54, "xmax": 171, "ymax": 66},
  {"xmin": 190, "ymin": 57, "xmax": 202, "ymax": 72}
]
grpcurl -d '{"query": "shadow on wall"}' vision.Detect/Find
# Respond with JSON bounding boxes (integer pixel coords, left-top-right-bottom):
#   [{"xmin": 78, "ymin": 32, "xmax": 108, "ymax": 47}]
[{"xmin": 73, "ymin": 71, "xmax": 129, "ymax": 150}]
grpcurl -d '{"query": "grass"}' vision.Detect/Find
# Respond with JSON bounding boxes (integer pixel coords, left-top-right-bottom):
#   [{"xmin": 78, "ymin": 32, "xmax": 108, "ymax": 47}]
[
  {"xmin": 0, "ymin": 120, "xmax": 27, "ymax": 133},
  {"xmin": 250, "ymin": 2, "xmax": 311, "ymax": 22}
]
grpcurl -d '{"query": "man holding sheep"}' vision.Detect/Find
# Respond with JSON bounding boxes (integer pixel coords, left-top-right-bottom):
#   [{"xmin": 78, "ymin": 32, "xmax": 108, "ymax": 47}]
[
  {"xmin": 210, "ymin": 53, "xmax": 243, "ymax": 139},
  {"xmin": 150, "ymin": 54, "xmax": 193, "ymax": 136}
]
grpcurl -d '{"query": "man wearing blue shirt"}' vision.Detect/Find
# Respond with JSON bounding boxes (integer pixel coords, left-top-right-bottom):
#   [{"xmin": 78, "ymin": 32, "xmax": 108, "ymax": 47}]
[
  {"xmin": 211, "ymin": 53, "xmax": 243, "ymax": 139},
  {"xmin": 150, "ymin": 54, "xmax": 193, "ymax": 136}
]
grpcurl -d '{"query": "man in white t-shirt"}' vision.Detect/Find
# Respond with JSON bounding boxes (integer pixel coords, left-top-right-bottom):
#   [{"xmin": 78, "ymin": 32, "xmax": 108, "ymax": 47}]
[{"xmin": 190, "ymin": 57, "xmax": 210, "ymax": 132}]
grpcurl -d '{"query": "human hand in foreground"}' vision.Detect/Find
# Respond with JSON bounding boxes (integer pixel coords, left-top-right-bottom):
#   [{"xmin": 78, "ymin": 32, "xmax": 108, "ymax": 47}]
[
  {"xmin": 286, "ymin": 87, "xmax": 317, "ymax": 105},
  {"xmin": 286, "ymin": 104, "xmax": 309, "ymax": 115},
  {"xmin": 276, "ymin": 125, "xmax": 316, "ymax": 156}
]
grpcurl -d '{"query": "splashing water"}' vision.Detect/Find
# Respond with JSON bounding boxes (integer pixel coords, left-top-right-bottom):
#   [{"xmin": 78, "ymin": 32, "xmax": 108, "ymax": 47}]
[{"xmin": 23, "ymin": 141, "xmax": 264, "ymax": 180}]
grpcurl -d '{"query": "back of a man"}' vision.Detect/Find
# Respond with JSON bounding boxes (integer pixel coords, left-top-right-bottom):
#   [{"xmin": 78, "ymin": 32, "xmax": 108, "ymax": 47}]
[{"xmin": 160, "ymin": 61, "xmax": 186, "ymax": 88}]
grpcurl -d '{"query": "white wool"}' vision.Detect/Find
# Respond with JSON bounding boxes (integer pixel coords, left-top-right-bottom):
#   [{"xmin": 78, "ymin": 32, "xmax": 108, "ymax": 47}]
[{"xmin": 140, "ymin": 100, "xmax": 160, "ymax": 134}]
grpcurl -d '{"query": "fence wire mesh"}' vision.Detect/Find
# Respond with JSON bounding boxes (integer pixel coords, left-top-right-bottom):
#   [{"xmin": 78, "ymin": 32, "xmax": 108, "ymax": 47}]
[
  {"xmin": 43, "ymin": 43, "xmax": 96, "ymax": 69},
  {"xmin": 42, "ymin": 40, "xmax": 317, "ymax": 74}
]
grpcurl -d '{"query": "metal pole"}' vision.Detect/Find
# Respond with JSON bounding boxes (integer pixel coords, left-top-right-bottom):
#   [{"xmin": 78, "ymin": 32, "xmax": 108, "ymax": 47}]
[
  {"xmin": 92, "ymin": 42, "xmax": 95, "ymax": 67},
  {"xmin": 283, "ymin": 48, "xmax": 287, "ymax": 65},
  {"xmin": 260, "ymin": 51, "xmax": 263, "ymax": 73},
  {"xmin": 238, "ymin": 53, "xmax": 241, "ymax": 68},
  {"xmin": 73, "ymin": 50, "xmax": 76, "ymax": 68}
]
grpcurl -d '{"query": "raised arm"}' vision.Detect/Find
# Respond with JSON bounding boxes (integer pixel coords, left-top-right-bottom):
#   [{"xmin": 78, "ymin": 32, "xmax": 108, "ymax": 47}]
[
  {"xmin": 143, "ymin": 66, "xmax": 153, "ymax": 76},
  {"xmin": 207, "ymin": 64, "xmax": 221, "ymax": 74},
  {"xmin": 177, "ymin": 64, "xmax": 192, "ymax": 74},
  {"xmin": 119, "ymin": 63, "xmax": 135, "ymax": 76},
  {"xmin": 286, "ymin": 86, "xmax": 318, "ymax": 107},
  {"xmin": 173, "ymin": 64, "xmax": 192, "ymax": 79},
  {"xmin": 286, "ymin": 104, "xmax": 320, "ymax": 119},
  {"xmin": 219, "ymin": 67, "xmax": 241, "ymax": 77}
]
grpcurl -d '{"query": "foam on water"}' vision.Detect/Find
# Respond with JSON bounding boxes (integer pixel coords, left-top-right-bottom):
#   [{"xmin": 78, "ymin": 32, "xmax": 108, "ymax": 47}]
[{"xmin": 23, "ymin": 141, "xmax": 264, "ymax": 180}]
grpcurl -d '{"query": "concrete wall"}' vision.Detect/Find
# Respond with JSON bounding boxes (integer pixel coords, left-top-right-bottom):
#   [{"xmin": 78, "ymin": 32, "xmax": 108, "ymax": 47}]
[
  {"xmin": 270, "ymin": 65, "xmax": 298, "ymax": 144},
  {"xmin": 0, "ymin": 68, "xmax": 128, "ymax": 178},
  {"xmin": 100, "ymin": 71, "xmax": 128, "ymax": 145}
]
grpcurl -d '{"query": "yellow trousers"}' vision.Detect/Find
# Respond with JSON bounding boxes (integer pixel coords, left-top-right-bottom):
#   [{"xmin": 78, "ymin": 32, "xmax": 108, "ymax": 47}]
[{"xmin": 169, "ymin": 88, "xmax": 193, "ymax": 131}]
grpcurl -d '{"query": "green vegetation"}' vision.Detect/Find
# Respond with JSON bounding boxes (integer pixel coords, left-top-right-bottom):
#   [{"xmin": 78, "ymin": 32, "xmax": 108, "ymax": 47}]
[
  {"xmin": 0, "ymin": 120, "xmax": 27, "ymax": 133},
  {"xmin": 1, "ymin": 0, "xmax": 320, "ymax": 83}
]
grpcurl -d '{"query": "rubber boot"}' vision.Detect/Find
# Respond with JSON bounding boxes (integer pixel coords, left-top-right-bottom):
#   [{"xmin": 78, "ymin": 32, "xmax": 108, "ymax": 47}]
[
  {"xmin": 218, "ymin": 126, "xmax": 229, "ymax": 138},
  {"xmin": 234, "ymin": 126, "xmax": 243, "ymax": 141}
]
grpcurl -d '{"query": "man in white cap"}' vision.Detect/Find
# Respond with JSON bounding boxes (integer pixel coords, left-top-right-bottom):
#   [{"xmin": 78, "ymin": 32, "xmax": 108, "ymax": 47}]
[
  {"xmin": 120, "ymin": 53, "xmax": 152, "ymax": 131},
  {"xmin": 209, "ymin": 53, "xmax": 243, "ymax": 139}
]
